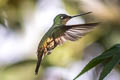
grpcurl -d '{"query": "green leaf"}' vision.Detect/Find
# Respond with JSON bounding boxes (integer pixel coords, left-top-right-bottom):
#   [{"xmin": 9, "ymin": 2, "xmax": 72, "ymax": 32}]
[
  {"xmin": 73, "ymin": 58, "xmax": 104, "ymax": 80},
  {"xmin": 99, "ymin": 55, "xmax": 120, "ymax": 80},
  {"xmin": 73, "ymin": 44, "xmax": 120, "ymax": 80}
]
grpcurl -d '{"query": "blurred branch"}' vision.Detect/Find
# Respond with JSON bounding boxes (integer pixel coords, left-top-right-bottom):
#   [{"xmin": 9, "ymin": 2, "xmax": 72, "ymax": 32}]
[{"xmin": 0, "ymin": 0, "xmax": 37, "ymax": 31}]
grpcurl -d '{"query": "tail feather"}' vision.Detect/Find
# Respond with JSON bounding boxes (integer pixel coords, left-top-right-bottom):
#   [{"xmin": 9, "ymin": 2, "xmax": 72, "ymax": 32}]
[{"xmin": 35, "ymin": 51, "xmax": 44, "ymax": 75}]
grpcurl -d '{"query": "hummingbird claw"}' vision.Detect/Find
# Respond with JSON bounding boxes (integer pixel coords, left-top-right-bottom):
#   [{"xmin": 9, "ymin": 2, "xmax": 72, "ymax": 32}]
[{"xmin": 47, "ymin": 51, "xmax": 52, "ymax": 55}]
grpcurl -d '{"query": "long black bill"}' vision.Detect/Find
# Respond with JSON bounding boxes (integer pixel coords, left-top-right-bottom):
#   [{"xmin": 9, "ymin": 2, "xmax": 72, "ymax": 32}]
[{"xmin": 71, "ymin": 12, "xmax": 92, "ymax": 18}]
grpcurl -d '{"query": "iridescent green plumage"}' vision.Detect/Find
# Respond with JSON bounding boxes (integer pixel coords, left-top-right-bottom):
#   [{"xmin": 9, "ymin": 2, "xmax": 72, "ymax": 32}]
[{"xmin": 35, "ymin": 12, "xmax": 99, "ymax": 74}]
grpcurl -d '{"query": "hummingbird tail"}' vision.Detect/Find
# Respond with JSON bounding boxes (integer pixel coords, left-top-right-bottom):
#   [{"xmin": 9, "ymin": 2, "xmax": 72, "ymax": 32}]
[{"xmin": 35, "ymin": 51, "xmax": 44, "ymax": 75}]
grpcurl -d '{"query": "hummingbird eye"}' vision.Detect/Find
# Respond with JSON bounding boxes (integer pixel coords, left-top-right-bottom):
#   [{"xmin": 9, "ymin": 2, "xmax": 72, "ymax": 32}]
[{"xmin": 60, "ymin": 16, "xmax": 64, "ymax": 19}]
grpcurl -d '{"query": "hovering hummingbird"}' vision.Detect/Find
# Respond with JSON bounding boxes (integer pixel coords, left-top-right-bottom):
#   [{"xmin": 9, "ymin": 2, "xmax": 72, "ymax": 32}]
[{"xmin": 35, "ymin": 12, "xmax": 99, "ymax": 74}]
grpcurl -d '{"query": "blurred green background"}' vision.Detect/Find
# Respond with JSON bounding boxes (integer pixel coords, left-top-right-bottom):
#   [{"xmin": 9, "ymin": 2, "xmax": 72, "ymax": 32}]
[{"xmin": 0, "ymin": 0, "xmax": 120, "ymax": 80}]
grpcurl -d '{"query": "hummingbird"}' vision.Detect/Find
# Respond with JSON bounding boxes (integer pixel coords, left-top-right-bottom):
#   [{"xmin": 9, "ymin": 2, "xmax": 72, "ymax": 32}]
[{"xmin": 35, "ymin": 12, "xmax": 99, "ymax": 74}]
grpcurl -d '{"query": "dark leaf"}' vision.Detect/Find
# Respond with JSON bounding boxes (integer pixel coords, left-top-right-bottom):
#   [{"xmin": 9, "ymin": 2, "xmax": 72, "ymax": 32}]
[
  {"xmin": 99, "ymin": 55, "xmax": 120, "ymax": 80},
  {"xmin": 73, "ymin": 44, "xmax": 120, "ymax": 80}
]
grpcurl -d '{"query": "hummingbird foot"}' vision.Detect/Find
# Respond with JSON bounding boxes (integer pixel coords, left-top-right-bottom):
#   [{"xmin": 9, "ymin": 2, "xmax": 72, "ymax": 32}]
[{"xmin": 47, "ymin": 51, "xmax": 52, "ymax": 55}]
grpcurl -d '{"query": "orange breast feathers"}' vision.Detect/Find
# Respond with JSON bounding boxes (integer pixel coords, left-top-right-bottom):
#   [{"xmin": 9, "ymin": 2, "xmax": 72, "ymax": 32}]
[
  {"xmin": 40, "ymin": 38, "xmax": 55, "ymax": 55},
  {"xmin": 38, "ymin": 36, "xmax": 64, "ymax": 56}
]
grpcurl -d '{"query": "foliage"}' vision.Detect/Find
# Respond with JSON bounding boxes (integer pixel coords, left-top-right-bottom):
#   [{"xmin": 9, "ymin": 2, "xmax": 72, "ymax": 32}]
[{"xmin": 74, "ymin": 44, "xmax": 120, "ymax": 80}]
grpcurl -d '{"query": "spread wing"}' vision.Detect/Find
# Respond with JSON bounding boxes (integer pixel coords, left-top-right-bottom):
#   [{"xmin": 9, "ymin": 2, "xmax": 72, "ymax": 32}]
[{"xmin": 55, "ymin": 23, "xmax": 99, "ymax": 45}]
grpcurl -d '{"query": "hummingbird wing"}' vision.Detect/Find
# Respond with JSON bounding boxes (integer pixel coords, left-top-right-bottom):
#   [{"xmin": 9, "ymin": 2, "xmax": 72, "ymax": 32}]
[{"xmin": 55, "ymin": 23, "xmax": 99, "ymax": 45}]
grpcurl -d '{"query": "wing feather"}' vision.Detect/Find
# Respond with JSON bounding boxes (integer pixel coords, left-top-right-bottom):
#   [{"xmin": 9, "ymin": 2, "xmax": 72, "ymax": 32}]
[{"xmin": 57, "ymin": 23, "xmax": 99, "ymax": 45}]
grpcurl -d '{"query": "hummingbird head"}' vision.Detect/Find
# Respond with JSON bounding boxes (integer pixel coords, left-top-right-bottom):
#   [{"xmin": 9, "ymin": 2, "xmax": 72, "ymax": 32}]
[
  {"xmin": 53, "ymin": 14, "xmax": 71, "ymax": 25},
  {"xmin": 53, "ymin": 12, "xmax": 92, "ymax": 25}
]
